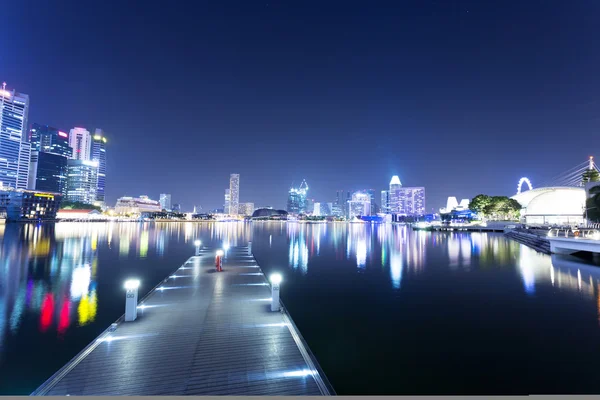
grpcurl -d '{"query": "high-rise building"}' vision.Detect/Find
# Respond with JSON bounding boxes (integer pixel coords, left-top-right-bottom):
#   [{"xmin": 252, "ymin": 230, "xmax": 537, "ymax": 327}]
[
  {"xmin": 287, "ymin": 180, "xmax": 309, "ymax": 214},
  {"xmin": 388, "ymin": 175, "xmax": 403, "ymax": 213},
  {"xmin": 29, "ymin": 123, "xmax": 72, "ymax": 158},
  {"xmin": 66, "ymin": 159, "xmax": 98, "ymax": 204},
  {"xmin": 387, "ymin": 174, "xmax": 425, "ymax": 216},
  {"xmin": 348, "ymin": 191, "xmax": 371, "ymax": 218},
  {"xmin": 69, "ymin": 127, "xmax": 91, "ymax": 161},
  {"xmin": 0, "ymin": 83, "xmax": 31, "ymax": 189},
  {"xmin": 224, "ymin": 188, "xmax": 230, "ymax": 214},
  {"xmin": 159, "ymin": 193, "xmax": 172, "ymax": 211},
  {"xmin": 29, "ymin": 151, "xmax": 68, "ymax": 194},
  {"xmin": 91, "ymin": 129, "xmax": 107, "ymax": 202},
  {"xmin": 381, "ymin": 190, "xmax": 389, "ymax": 213},
  {"xmin": 229, "ymin": 174, "xmax": 240, "ymax": 215},
  {"xmin": 238, "ymin": 202, "xmax": 255, "ymax": 216}
]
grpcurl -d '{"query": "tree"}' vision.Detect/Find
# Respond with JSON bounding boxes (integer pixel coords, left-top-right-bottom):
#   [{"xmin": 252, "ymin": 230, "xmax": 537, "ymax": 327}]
[
  {"xmin": 587, "ymin": 193, "xmax": 600, "ymax": 223},
  {"xmin": 469, "ymin": 194, "xmax": 492, "ymax": 214},
  {"xmin": 582, "ymin": 169, "xmax": 600, "ymax": 185},
  {"xmin": 61, "ymin": 201, "xmax": 102, "ymax": 212}
]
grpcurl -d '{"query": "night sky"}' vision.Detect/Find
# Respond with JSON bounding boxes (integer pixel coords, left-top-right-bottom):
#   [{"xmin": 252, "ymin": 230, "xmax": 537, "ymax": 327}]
[{"xmin": 1, "ymin": 1, "xmax": 599, "ymax": 211}]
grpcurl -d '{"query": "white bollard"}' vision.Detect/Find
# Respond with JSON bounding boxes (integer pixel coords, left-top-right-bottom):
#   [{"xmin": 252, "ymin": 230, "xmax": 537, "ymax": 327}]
[
  {"xmin": 248, "ymin": 241, "xmax": 252, "ymax": 256},
  {"xmin": 270, "ymin": 273, "xmax": 282, "ymax": 312},
  {"xmin": 124, "ymin": 280, "xmax": 140, "ymax": 322},
  {"xmin": 194, "ymin": 239, "xmax": 201, "ymax": 256}
]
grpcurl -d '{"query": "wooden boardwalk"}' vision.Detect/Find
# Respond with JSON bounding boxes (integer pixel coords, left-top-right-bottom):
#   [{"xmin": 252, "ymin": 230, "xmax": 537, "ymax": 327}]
[{"xmin": 32, "ymin": 246, "xmax": 333, "ymax": 396}]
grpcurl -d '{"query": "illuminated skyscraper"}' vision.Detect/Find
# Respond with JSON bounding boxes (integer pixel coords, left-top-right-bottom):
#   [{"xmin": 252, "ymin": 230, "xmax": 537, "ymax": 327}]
[
  {"xmin": 69, "ymin": 127, "xmax": 91, "ymax": 161},
  {"xmin": 348, "ymin": 191, "xmax": 371, "ymax": 218},
  {"xmin": 29, "ymin": 151, "xmax": 68, "ymax": 194},
  {"xmin": 91, "ymin": 129, "xmax": 107, "ymax": 202},
  {"xmin": 381, "ymin": 190, "xmax": 389, "ymax": 213},
  {"xmin": 287, "ymin": 180, "xmax": 309, "ymax": 214},
  {"xmin": 224, "ymin": 188, "xmax": 230, "ymax": 214},
  {"xmin": 238, "ymin": 202, "xmax": 255, "ymax": 216},
  {"xmin": 66, "ymin": 159, "xmax": 98, "ymax": 204},
  {"xmin": 0, "ymin": 82, "xmax": 31, "ymax": 189},
  {"xmin": 388, "ymin": 175, "xmax": 402, "ymax": 213},
  {"xmin": 29, "ymin": 123, "xmax": 72, "ymax": 158},
  {"xmin": 159, "ymin": 193, "xmax": 172, "ymax": 211},
  {"xmin": 229, "ymin": 173, "xmax": 239, "ymax": 215}
]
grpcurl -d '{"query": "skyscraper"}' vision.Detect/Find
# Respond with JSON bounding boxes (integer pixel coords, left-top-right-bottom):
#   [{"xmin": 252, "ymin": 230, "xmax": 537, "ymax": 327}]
[
  {"xmin": 381, "ymin": 190, "xmax": 389, "ymax": 213},
  {"xmin": 238, "ymin": 202, "xmax": 255, "ymax": 216},
  {"xmin": 29, "ymin": 151, "xmax": 68, "ymax": 194},
  {"xmin": 287, "ymin": 180, "xmax": 309, "ymax": 214},
  {"xmin": 0, "ymin": 83, "xmax": 31, "ymax": 189},
  {"xmin": 224, "ymin": 188, "xmax": 230, "ymax": 214},
  {"xmin": 66, "ymin": 159, "xmax": 98, "ymax": 204},
  {"xmin": 229, "ymin": 173, "xmax": 240, "ymax": 215},
  {"xmin": 159, "ymin": 193, "xmax": 172, "ymax": 211},
  {"xmin": 91, "ymin": 129, "xmax": 107, "ymax": 202},
  {"xmin": 29, "ymin": 123, "xmax": 72, "ymax": 158},
  {"xmin": 388, "ymin": 175, "xmax": 402, "ymax": 213},
  {"xmin": 69, "ymin": 127, "xmax": 92, "ymax": 161},
  {"xmin": 348, "ymin": 191, "xmax": 371, "ymax": 218}
]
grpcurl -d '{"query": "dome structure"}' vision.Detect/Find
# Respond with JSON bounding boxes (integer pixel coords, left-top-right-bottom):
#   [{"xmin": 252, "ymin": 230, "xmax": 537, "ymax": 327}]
[{"xmin": 512, "ymin": 187, "xmax": 585, "ymax": 226}]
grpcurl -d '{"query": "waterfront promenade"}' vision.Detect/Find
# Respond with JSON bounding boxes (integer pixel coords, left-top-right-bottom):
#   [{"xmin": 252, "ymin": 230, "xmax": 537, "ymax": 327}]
[{"xmin": 32, "ymin": 245, "xmax": 333, "ymax": 396}]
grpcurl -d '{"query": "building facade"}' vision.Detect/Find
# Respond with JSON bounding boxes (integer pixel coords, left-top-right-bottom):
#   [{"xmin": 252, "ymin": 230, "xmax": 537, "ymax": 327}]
[
  {"xmin": 159, "ymin": 193, "xmax": 172, "ymax": 211},
  {"xmin": 0, "ymin": 83, "xmax": 31, "ymax": 190},
  {"xmin": 115, "ymin": 195, "xmax": 161, "ymax": 215},
  {"xmin": 66, "ymin": 159, "xmax": 98, "ymax": 204},
  {"xmin": 348, "ymin": 191, "xmax": 371, "ymax": 219},
  {"xmin": 29, "ymin": 151, "xmax": 68, "ymax": 194},
  {"xmin": 91, "ymin": 129, "xmax": 107, "ymax": 202},
  {"xmin": 29, "ymin": 123, "xmax": 72, "ymax": 158},
  {"xmin": 224, "ymin": 188, "xmax": 230, "ymax": 214},
  {"xmin": 0, "ymin": 188, "xmax": 62, "ymax": 221},
  {"xmin": 69, "ymin": 127, "xmax": 92, "ymax": 161},
  {"xmin": 287, "ymin": 180, "xmax": 309, "ymax": 214},
  {"xmin": 381, "ymin": 190, "xmax": 389, "ymax": 213},
  {"xmin": 229, "ymin": 173, "xmax": 240, "ymax": 215},
  {"xmin": 388, "ymin": 175, "xmax": 403, "ymax": 213},
  {"xmin": 238, "ymin": 202, "xmax": 255, "ymax": 216}
]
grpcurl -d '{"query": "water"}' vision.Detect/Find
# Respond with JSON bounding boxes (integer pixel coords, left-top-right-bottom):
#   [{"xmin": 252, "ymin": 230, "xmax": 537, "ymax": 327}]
[{"xmin": 1, "ymin": 221, "xmax": 600, "ymax": 394}]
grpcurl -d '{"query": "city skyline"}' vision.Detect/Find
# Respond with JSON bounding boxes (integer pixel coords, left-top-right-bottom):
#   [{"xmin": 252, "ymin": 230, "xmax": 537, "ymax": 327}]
[{"xmin": 1, "ymin": 1, "xmax": 598, "ymax": 210}]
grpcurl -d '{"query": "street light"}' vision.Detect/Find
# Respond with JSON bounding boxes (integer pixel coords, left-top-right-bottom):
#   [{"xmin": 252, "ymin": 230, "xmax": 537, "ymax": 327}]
[
  {"xmin": 124, "ymin": 279, "xmax": 140, "ymax": 322},
  {"xmin": 270, "ymin": 273, "xmax": 282, "ymax": 311}
]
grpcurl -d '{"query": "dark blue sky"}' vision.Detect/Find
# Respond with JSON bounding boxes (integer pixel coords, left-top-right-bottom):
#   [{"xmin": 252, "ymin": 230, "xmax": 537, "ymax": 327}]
[{"xmin": 1, "ymin": 0, "xmax": 599, "ymax": 211}]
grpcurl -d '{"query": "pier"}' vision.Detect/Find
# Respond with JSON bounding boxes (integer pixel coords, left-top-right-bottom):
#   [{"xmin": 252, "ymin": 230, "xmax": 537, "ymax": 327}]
[{"xmin": 32, "ymin": 245, "xmax": 333, "ymax": 396}]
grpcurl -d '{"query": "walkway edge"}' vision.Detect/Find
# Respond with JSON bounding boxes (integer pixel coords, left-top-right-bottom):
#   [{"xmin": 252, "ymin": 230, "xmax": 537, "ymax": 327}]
[{"xmin": 31, "ymin": 255, "xmax": 198, "ymax": 396}]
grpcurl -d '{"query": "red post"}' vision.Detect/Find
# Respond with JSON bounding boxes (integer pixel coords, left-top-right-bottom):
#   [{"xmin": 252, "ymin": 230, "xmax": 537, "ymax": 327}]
[{"xmin": 215, "ymin": 254, "xmax": 222, "ymax": 272}]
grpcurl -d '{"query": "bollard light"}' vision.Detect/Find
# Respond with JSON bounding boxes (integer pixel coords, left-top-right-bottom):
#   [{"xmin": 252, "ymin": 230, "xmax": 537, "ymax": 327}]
[
  {"xmin": 194, "ymin": 239, "xmax": 201, "ymax": 246},
  {"xmin": 270, "ymin": 273, "xmax": 282, "ymax": 311},
  {"xmin": 216, "ymin": 249, "xmax": 224, "ymax": 257},
  {"xmin": 223, "ymin": 243, "xmax": 230, "ymax": 251},
  {"xmin": 124, "ymin": 279, "xmax": 140, "ymax": 322},
  {"xmin": 248, "ymin": 241, "xmax": 252, "ymax": 256}
]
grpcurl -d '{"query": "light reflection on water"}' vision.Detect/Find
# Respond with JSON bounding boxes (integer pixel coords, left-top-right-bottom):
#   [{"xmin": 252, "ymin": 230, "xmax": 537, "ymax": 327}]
[{"xmin": 2, "ymin": 221, "xmax": 600, "ymax": 394}]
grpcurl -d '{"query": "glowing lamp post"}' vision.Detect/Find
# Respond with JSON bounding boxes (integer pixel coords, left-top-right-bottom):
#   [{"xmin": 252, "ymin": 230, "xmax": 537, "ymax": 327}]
[
  {"xmin": 270, "ymin": 273, "xmax": 282, "ymax": 312},
  {"xmin": 124, "ymin": 279, "xmax": 140, "ymax": 322},
  {"xmin": 194, "ymin": 239, "xmax": 201, "ymax": 255}
]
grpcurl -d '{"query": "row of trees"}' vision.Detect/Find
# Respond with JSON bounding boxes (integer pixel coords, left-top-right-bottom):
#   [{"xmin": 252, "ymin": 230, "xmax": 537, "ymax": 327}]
[
  {"xmin": 60, "ymin": 201, "xmax": 102, "ymax": 212},
  {"xmin": 469, "ymin": 195, "xmax": 521, "ymax": 221}
]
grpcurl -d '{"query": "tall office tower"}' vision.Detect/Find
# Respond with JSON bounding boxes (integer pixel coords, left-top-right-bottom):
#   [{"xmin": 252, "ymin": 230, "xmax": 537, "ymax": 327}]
[
  {"xmin": 69, "ymin": 127, "xmax": 92, "ymax": 161},
  {"xmin": 224, "ymin": 188, "xmax": 230, "ymax": 214},
  {"xmin": 286, "ymin": 180, "xmax": 309, "ymax": 214},
  {"xmin": 238, "ymin": 202, "xmax": 255, "ymax": 216},
  {"xmin": 29, "ymin": 123, "xmax": 72, "ymax": 157},
  {"xmin": 381, "ymin": 190, "xmax": 389, "ymax": 213},
  {"xmin": 159, "ymin": 193, "xmax": 172, "ymax": 211},
  {"xmin": 388, "ymin": 175, "xmax": 403, "ymax": 213},
  {"xmin": 66, "ymin": 159, "xmax": 98, "ymax": 204},
  {"xmin": 400, "ymin": 187, "xmax": 425, "ymax": 216},
  {"xmin": 229, "ymin": 173, "xmax": 240, "ymax": 215},
  {"xmin": 348, "ymin": 191, "xmax": 371, "ymax": 219},
  {"xmin": 0, "ymin": 82, "xmax": 31, "ymax": 189},
  {"xmin": 91, "ymin": 129, "xmax": 107, "ymax": 202},
  {"xmin": 28, "ymin": 151, "xmax": 68, "ymax": 194}
]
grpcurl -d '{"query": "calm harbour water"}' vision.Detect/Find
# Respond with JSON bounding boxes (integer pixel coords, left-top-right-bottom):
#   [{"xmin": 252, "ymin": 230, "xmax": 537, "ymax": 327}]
[{"xmin": 1, "ymin": 221, "xmax": 600, "ymax": 394}]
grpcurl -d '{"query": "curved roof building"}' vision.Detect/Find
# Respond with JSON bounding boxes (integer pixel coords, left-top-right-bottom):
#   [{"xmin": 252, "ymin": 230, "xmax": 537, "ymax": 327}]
[{"xmin": 511, "ymin": 187, "xmax": 585, "ymax": 226}]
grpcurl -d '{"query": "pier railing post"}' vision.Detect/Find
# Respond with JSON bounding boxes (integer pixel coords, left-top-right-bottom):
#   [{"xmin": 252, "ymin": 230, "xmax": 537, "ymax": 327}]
[
  {"xmin": 270, "ymin": 273, "xmax": 282, "ymax": 312},
  {"xmin": 248, "ymin": 241, "xmax": 252, "ymax": 256},
  {"xmin": 124, "ymin": 280, "xmax": 140, "ymax": 322},
  {"xmin": 194, "ymin": 239, "xmax": 201, "ymax": 256}
]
